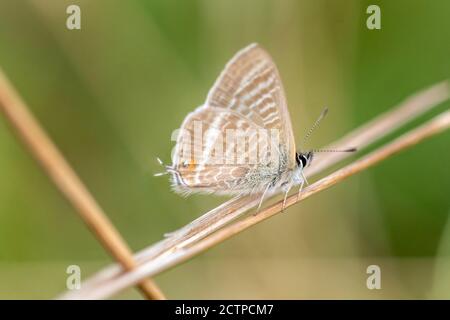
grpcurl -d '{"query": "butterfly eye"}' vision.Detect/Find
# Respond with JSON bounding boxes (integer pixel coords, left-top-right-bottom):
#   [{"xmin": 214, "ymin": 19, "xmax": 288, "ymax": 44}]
[
  {"xmin": 295, "ymin": 153, "xmax": 302, "ymax": 167},
  {"xmin": 295, "ymin": 153, "xmax": 308, "ymax": 168}
]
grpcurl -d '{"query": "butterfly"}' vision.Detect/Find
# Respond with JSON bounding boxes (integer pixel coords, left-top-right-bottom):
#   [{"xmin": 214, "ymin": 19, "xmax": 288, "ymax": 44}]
[{"xmin": 156, "ymin": 43, "xmax": 355, "ymax": 211}]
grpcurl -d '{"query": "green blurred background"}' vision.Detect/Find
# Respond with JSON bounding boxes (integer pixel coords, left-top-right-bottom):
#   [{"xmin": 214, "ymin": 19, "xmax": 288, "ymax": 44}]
[{"xmin": 0, "ymin": 0, "xmax": 449, "ymax": 299}]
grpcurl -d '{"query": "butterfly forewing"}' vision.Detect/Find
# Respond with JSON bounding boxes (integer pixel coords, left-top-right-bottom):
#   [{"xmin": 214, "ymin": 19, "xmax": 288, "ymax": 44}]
[
  {"xmin": 206, "ymin": 43, "xmax": 296, "ymax": 165},
  {"xmin": 171, "ymin": 43, "xmax": 296, "ymax": 195}
]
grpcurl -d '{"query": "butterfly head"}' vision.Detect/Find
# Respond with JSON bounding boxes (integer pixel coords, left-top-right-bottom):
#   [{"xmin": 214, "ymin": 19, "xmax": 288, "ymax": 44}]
[
  {"xmin": 296, "ymin": 151, "xmax": 314, "ymax": 169},
  {"xmin": 296, "ymin": 108, "xmax": 357, "ymax": 171}
]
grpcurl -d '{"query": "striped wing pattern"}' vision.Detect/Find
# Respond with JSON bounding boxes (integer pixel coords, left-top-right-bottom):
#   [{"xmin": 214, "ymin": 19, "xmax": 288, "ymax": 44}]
[
  {"xmin": 171, "ymin": 107, "xmax": 259, "ymax": 195},
  {"xmin": 206, "ymin": 43, "xmax": 296, "ymax": 164},
  {"xmin": 171, "ymin": 43, "xmax": 295, "ymax": 195}
]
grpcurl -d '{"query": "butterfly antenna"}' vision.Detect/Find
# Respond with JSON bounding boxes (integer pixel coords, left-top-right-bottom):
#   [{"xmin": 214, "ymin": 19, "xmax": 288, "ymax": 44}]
[
  {"xmin": 312, "ymin": 147, "xmax": 357, "ymax": 153},
  {"xmin": 300, "ymin": 107, "xmax": 329, "ymax": 151}
]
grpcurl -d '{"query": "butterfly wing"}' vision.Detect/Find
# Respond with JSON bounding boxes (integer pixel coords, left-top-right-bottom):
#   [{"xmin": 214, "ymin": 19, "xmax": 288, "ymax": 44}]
[
  {"xmin": 206, "ymin": 43, "xmax": 296, "ymax": 167},
  {"xmin": 171, "ymin": 106, "xmax": 260, "ymax": 195},
  {"xmin": 170, "ymin": 43, "xmax": 295, "ymax": 195}
]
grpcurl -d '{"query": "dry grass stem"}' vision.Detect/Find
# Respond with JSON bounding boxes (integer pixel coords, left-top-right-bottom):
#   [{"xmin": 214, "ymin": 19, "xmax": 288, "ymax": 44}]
[
  {"xmin": 65, "ymin": 109, "xmax": 450, "ymax": 299},
  {"xmin": 0, "ymin": 68, "xmax": 165, "ymax": 300},
  {"xmin": 61, "ymin": 81, "xmax": 449, "ymax": 299}
]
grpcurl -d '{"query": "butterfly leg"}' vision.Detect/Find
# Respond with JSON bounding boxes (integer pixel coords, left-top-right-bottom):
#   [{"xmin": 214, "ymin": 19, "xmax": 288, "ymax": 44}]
[
  {"xmin": 297, "ymin": 180, "xmax": 304, "ymax": 201},
  {"xmin": 301, "ymin": 171, "xmax": 309, "ymax": 186},
  {"xmin": 256, "ymin": 183, "xmax": 271, "ymax": 214},
  {"xmin": 282, "ymin": 183, "xmax": 293, "ymax": 212}
]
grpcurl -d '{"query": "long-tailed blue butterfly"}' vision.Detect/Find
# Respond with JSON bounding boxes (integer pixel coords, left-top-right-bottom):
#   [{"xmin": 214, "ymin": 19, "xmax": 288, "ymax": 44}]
[{"xmin": 156, "ymin": 43, "xmax": 355, "ymax": 210}]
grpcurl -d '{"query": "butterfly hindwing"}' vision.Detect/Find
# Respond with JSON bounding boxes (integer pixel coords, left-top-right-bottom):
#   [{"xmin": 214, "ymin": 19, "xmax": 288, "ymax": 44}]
[{"xmin": 171, "ymin": 106, "xmax": 259, "ymax": 194}]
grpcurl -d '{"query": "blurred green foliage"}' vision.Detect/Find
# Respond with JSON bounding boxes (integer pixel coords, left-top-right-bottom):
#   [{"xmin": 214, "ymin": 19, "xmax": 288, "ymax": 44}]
[{"xmin": 0, "ymin": 0, "xmax": 448, "ymax": 298}]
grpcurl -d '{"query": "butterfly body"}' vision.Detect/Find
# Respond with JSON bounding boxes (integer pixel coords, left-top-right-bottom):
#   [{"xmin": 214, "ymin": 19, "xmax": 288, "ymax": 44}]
[{"xmin": 168, "ymin": 138, "xmax": 311, "ymax": 203}]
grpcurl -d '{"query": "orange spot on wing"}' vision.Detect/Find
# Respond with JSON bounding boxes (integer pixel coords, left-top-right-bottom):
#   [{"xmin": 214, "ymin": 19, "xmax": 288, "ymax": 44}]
[
  {"xmin": 187, "ymin": 162, "xmax": 196, "ymax": 171},
  {"xmin": 179, "ymin": 162, "xmax": 197, "ymax": 174}
]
